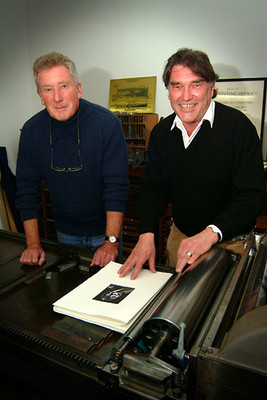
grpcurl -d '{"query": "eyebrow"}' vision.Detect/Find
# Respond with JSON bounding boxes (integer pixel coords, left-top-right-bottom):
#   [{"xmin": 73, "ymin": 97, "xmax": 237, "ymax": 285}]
[
  {"xmin": 41, "ymin": 80, "xmax": 70, "ymax": 88},
  {"xmin": 170, "ymin": 78, "xmax": 205, "ymax": 86}
]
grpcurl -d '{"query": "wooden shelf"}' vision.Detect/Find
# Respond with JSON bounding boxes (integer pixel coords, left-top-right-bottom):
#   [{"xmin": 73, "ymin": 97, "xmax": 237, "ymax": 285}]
[{"xmin": 117, "ymin": 113, "xmax": 158, "ymax": 169}]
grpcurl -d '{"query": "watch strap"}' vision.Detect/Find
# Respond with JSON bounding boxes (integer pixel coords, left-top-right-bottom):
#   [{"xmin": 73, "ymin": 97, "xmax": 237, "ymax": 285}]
[{"xmin": 105, "ymin": 235, "xmax": 120, "ymax": 243}]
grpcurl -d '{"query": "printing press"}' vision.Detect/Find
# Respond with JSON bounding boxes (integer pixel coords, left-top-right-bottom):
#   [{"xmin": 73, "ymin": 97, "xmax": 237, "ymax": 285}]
[{"xmin": 0, "ymin": 228, "xmax": 267, "ymax": 399}]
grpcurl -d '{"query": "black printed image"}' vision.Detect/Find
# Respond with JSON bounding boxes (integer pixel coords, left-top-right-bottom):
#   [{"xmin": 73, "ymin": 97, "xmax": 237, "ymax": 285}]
[{"xmin": 93, "ymin": 284, "xmax": 134, "ymax": 304}]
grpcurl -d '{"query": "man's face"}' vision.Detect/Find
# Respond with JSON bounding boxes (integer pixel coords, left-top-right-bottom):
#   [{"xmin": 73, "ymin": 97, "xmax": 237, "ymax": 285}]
[
  {"xmin": 168, "ymin": 65, "xmax": 214, "ymax": 133},
  {"xmin": 37, "ymin": 65, "xmax": 82, "ymax": 121}
]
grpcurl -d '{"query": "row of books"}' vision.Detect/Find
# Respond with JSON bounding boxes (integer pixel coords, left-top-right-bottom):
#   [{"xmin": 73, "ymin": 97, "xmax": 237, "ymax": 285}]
[
  {"xmin": 115, "ymin": 113, "xmax": 147, "ymax": 123},
  {"xmin": 123, "ymin": 124, "xmax": 146, "ymax": 140}
]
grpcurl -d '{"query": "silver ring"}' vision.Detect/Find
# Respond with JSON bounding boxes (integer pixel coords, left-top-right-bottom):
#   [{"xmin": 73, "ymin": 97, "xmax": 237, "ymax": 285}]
[{"xmin": 186, "ymin": 251, "xmax": 192, "ymax": 257}]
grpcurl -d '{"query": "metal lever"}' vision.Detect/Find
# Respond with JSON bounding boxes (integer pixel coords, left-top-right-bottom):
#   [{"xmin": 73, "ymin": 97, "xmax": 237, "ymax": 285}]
[{"xmin": 172, "ymin": 322, "xmax": 186, "ymax": 362}]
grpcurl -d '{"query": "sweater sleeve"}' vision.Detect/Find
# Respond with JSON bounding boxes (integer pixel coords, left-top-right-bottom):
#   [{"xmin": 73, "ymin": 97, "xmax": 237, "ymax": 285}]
[
  {"xmin": 138, "ymin": 125, "xmax": 170, "ymax": 234},
  {"xmin": 15, "ymin": 124, "xmax": 43, "ymax": 222},
  {"xmin": 101, "ymin": 115, "xmax": 129, "ymax": 212},
  {"xmin": 210, "ymin": 114, "xmax": 266, "ymax": 239}
]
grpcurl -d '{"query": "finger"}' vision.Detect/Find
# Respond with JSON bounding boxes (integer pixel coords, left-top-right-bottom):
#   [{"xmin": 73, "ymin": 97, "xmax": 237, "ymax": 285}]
[
  {"xmin": 90, "ymin": 253, "xmax": 99, "ymax": 266},
  {"xmin": 148, "ymin": 258, "xmax": 156, "ymax": 273},
  {"xmin": 187, "ymin": 249, "xmax": 200, "ymax": 263},
  {"xmin": 176, "ymin": 250, "xmax": 192, "ymax": 272},
  {"xmin": 102, "ymin": 251, "xmax": 115, "ymax": 267},
  {"xmin": 119, "ymin": 256, "xmax": 138, "ymax": 277},
  {"xmin": 98, "ymin": 258, "xmax": 105, "ymax": 267},
  {"xmin": 20, "ymin": 250, "xmax": 31, "ymax": 264},
  {"xmin": 119, "ymin": 262, "xmax": 133, "ymax": 277},
  {"xmin": 97, "ymin": 249, "xmax": 115, "ymax": 267},
  {"xmin": 29, "ymin": 252, "xmax": 41, "ymax": 265},
  {"xmin": 107, "ymin": 248, "xmax": 118, "ymax": 263},
  {"xmin": 38, "ymin": 251, "xmax": 46, "ymax": 266},
  {"xmin": 176, "ymin": 259, "xmax": 187, "ymax": 273},
  {"xmin": 118, "ymin": 253, "xmax": 135, "ymax": 275},
  {"xmin": 91, "ymin": 244, "xmax": 106, "ymax": 266},
  {"xmin": 130, "ymin": 263, "xmax": 144, "ymax": 280},
  {"xmin": 20, "ymin": 254, "xmax": 26, "ymax": 264},
  {"xmin": 98, "ymin": 251, "xmax": 109, "ymax": 267}
]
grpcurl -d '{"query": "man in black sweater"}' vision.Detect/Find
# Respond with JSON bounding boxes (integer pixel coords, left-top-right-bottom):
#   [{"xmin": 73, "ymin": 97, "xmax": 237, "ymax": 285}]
[{"xmin": 119, "ymin": 48, "xmax": 266, "ymax": 279}]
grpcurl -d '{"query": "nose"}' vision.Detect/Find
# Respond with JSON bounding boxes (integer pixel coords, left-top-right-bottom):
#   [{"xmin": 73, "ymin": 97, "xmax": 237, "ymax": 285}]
[
  {"xmin": 182, "ymin": 86, "xmax": 192, "ymax": 101},
  {"xmin": 53, "ymin": 88, "xmax": 63, "ymax": 102}
]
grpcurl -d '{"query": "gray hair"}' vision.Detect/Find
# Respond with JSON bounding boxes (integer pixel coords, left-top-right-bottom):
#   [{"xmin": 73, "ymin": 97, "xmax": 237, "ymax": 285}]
[{"xmin": 33, "ymin": 52, "xmax": 80, "ymax": 89}]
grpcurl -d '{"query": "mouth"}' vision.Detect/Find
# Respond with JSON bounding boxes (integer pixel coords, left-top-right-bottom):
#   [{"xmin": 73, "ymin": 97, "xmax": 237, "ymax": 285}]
[{"xmin": 180, "ymin": 104, "xmax": 196, "ymax": 109}]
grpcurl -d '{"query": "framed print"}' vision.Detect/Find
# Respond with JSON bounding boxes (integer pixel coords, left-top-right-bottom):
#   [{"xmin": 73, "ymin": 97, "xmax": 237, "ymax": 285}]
[
  {"xmin": 215, "ymin": 78, "xmax": 266, "ymax": 138},
  {"xmin": 109, "ymin": 76, "xmax": 156, "ymax": 113}
]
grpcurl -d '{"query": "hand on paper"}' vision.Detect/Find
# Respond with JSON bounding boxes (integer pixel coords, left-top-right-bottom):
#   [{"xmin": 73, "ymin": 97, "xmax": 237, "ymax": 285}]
[
  {"xmin": 20, "ymin": 246, "xmax": 46, "ymax": 266},
  {"xmin": 118, "ymin": 232, "xmax": 156, "ymax": 280},
  {"xmin": 90, "ymin": 242, "xmax": 119, "ymax": 268},
  {"xmin": 176, "ymin": 227, "xmax": 219, "ymax": 273}
]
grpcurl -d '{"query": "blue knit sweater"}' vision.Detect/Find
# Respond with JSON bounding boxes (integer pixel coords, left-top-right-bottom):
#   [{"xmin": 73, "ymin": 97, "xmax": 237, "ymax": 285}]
[{"xmin": 16, "ymin": 99, "xmax": 129, "ymax": 236}]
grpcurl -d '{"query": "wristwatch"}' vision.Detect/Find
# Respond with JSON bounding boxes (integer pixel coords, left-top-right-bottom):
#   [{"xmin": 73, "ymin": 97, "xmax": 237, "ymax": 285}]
[{"xmin": 105, "ymin": 235, "xmax": 120, "ymax": 244}]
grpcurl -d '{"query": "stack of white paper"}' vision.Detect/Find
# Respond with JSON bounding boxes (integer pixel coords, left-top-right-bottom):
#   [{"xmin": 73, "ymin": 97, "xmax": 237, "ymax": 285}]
[{"xmin": 53, "ymin": 261, "xmax": 172, "ymax": 333}]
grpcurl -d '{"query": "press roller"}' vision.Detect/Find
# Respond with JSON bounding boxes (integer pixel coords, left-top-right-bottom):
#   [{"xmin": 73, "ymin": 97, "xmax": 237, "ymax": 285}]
[{"xmin": 141, "ymin": 246, "xmax": 232, "ymax": 363}]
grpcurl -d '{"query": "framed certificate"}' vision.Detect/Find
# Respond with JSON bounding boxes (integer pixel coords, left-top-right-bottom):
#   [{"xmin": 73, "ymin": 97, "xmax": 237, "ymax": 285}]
[
  {"xmin": 215, "ymin": 78, "xmax": 266, "ymax": 138},
  {"xmin": 109, "ymin": 76, "xmax": 156, "ymax": 113}
]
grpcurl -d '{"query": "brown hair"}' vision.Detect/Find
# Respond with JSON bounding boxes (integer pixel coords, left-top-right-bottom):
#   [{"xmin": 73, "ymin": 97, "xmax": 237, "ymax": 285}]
[{"xmin": 163, "ymin": 48, "xmax": 219, "ymax": 97}]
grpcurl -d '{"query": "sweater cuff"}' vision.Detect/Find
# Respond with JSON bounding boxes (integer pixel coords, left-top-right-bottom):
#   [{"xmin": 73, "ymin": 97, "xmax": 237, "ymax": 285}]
[
  {"xmin": 105, "ymin": 200, "xmax": 127, "ymax": 213},
  {"xmin": 19, "ymin": 209, "xmax": 40, "ymax": 222}
]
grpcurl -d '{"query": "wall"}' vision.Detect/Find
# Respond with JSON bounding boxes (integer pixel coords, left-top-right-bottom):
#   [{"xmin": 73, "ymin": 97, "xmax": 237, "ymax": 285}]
[
  {"xmin": 1, "ymin": 0, "xmax": 267, "ymax": 173},
  {"xmin": 0, "ymin": 0, "xmax": 33, "ymax": 174}
]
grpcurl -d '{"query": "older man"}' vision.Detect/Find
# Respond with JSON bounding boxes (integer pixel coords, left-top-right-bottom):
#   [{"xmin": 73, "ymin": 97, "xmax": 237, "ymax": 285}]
[
  {"xmin": 16, "ymin": 52, "xmax": 129, "ymax": 267},
  {"xmin": 119, "ymin": 48, "xmax": 265, "ymax": 279}
]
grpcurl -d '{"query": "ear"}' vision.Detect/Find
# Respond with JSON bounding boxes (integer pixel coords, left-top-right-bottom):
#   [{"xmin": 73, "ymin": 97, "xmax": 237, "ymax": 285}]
[
  {"xmin": 37, "ymin": 90, "xmax": 45, "ymax": 106},
  {"xmin": 77, "ymin": 83, "xmax": 82, "ymax": 99},
  {"xmin": 210, "ymin": 82, "xmax": 215, "ymax": 98}
]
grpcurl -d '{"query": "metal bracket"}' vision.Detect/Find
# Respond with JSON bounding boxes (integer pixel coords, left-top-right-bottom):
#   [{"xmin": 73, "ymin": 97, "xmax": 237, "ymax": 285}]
[{"xmin": 172, "ymin": 322, "xmax": 186, "ymax": 362}]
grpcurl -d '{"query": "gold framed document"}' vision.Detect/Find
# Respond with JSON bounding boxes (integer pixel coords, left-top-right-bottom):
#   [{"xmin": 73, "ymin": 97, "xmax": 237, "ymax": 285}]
[
  {"xmin": 215, "ymin": 78, "xmax": 266, "ymax": 138},
  {"xmin": 109, "ymin": 76, "xmax": 156, "ymax": 113}
]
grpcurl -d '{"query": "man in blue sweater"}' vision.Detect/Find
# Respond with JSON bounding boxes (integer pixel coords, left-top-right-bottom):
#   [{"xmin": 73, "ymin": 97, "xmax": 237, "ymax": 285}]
[
  {"xmin": 16, "ymin": 52, "xmax": 129, "ymax": 267},
  {"xmin": 119, "ymin": 48, "xmax": 266, "ymax": 279}
]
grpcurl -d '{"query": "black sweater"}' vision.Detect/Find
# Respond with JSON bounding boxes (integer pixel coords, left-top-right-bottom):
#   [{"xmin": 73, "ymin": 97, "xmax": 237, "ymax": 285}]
[{"xmin": 139, "ymin": 102, "xmax": 266, "ymax": 240}]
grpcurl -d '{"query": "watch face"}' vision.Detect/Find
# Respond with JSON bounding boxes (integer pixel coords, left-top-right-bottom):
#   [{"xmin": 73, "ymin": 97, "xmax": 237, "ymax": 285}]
[{"xmin": 109, "ymin": 236, "xmax": 116, "ymax": 243}]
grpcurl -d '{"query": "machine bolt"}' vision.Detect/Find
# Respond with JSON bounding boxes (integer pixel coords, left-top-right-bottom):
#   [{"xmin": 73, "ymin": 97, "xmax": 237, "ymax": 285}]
[
  {"xmin": 110, "ymin": 362, "xmax": 119, "ymax": 373},
  {"xmin": 208, "ymin": 348, "xmax": 213, "ymax": 353}
]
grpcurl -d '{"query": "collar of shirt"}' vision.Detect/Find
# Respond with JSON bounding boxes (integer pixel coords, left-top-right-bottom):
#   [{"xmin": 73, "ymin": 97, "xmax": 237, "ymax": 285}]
[{"xmin": 170, "ymin": 99, "xmax": 215, "ymax": 148}]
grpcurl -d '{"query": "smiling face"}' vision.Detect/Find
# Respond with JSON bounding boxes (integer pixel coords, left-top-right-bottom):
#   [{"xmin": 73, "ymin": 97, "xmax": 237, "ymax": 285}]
[
  {"xmin": 168, "ymin": 65, "xmax": 214, "ymax": 135},
  {"xmin": 37, "ymin": 65, "xmax": 82, "ymax": 121}
]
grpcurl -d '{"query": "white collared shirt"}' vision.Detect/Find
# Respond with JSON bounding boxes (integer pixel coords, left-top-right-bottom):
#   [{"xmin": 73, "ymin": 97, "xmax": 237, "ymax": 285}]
[{"xmin": 170, "ymin": 99, "xmax": 215, "ymax": 149}]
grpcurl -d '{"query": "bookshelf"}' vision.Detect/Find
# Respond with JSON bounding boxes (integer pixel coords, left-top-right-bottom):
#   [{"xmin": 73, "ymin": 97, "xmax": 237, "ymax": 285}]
[
  {"xmin": 116, "ymin": 113, "xmax": 159, "ymax": 256},
  {"xmin": 116, "ymin": 113, "xmax": 158, "ymax": 169}
]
